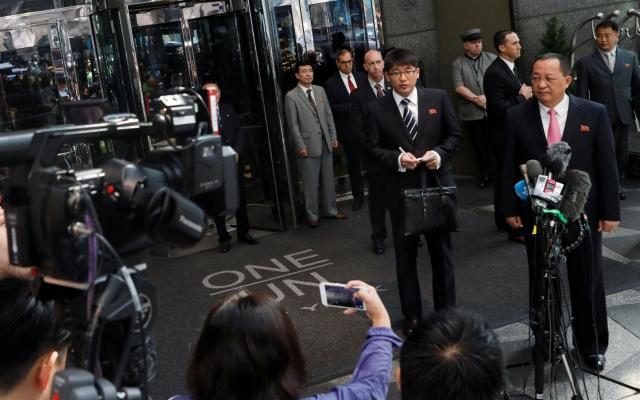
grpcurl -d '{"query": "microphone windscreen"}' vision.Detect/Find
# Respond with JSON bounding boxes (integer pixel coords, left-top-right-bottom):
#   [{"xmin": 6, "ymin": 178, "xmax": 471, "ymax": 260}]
[
  {"xmin": 526, "ymin": 159, "xmax": 543, "ymax": 183},
  {"xmin": 547, "ymin": 141, "xmax": 572, "ymax": 177},
  {"xmin": 514, "ymin": 180, "xmax": 529, "ymax": 200},
  {"xmin": 558, "ymin": 169, "xmax": 591, "ymax": 222}
]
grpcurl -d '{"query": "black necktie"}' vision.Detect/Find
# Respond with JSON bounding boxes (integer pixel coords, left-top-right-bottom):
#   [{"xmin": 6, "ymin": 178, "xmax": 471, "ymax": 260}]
[
  {"xmin": 306, "ymin": 89, "xmax": 318, "ymax": 116},
  {"xmin": 401, "ymin": 98, "xmax": 418, "ymax": 142},
  {"xmin": 513, "ymin": 65, "xmax": 521, "ymax": 83}
]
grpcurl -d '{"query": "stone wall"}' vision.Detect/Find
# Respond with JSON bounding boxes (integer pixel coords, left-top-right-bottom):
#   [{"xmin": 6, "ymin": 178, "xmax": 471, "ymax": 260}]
[{"xmin": 379, "ymin": 0, "xmax": 440, "ymax": 85}]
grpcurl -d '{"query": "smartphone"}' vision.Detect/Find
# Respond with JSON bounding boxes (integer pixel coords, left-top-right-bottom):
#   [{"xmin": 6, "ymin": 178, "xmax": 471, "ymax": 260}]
[
  {"xmin": 319, "ymin": 282, "xmax": 366, "ymax": 310},
  {"xmin": 417, "ymin": 154, "xmax": 436, "ymax": 162}
]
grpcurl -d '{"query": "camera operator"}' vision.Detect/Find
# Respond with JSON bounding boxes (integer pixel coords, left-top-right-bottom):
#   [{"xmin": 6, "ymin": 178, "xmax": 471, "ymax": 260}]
[
  {"xmin": 170, "ymin": 280, "xmax": 401, "ymax": 400},
  {"xmin": 0, "ymin": 277, "xmax": 70, "ymax": 400}
]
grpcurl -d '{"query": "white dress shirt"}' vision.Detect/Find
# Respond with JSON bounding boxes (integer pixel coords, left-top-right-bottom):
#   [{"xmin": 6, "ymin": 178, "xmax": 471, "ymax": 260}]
[
  {"xmin": 538, "ymin": 93, "xmax": 570, "ymax": 139},
  {"xmin": 339, "ymin": 71, "xmax": 357, "ymax": 93},
  {"xmin": 392, "ymin": 88, "xmax": 441, "ymax": 171}
]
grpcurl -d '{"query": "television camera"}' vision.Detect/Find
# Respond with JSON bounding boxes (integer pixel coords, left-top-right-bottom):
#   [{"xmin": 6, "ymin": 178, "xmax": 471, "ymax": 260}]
[{"xmin": 0, "ymin": 91, "xmax": 237, "ymax": 399}]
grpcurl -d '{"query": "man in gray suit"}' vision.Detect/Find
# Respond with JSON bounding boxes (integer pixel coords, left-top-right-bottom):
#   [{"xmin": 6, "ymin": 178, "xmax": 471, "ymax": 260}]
[
  {"xmin": 575, "ymin": 19, "xmax": 640, "ymax": 200},
  {"xmin": 285, "ymin": 60, "xmax": 348, "ymax": 227}
]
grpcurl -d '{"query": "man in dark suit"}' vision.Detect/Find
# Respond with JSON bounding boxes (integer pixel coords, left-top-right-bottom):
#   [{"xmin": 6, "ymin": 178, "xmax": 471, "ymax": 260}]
[
  {"xmin": 484, "ymin": 30, "xmax": 532, "ymax": 242},
  {"xmin": 325, "ymin": 48, "xmax": 367, "ymax": 210},
  {"xmin": 351, "ymin": 49, "xmax": 391, "ymax": 254},
  {"xmin": 575, "ymin": 19, "xmax": 640, "ymax": 200},
  {"xmin": 202, "ymin": 83, "xmax": 259, "ymax": 253},
  {"xmin": 500, "ymin": 53, "xmax": 620, "ymax": 371},
  {"xmin": 365, "ymin": 48, "xmax": 461, "ymax": 336}
]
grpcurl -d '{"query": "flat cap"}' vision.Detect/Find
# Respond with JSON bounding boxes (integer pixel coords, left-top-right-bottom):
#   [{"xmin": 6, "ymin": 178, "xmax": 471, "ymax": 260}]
[{"xmin": 460, "ymin": 28, "xmax": 482, "ymax": 42}]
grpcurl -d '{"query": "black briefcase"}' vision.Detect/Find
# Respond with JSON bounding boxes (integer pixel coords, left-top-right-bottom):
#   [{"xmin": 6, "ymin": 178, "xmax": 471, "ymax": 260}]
[{"xmin": 401, "ymin": 170, "xmax": 458, "ymax": 236}]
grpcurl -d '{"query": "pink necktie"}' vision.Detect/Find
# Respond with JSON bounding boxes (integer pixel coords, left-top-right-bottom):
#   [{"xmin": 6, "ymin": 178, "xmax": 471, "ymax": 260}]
[{"xmin": 547, "ymin": 108, "xmax": 561, "ymax": 145}]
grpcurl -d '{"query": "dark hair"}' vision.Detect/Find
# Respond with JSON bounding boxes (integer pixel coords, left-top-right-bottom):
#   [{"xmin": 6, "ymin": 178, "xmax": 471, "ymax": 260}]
[
  {"xmin": 532, "ymin": 53, "xmax": 571, "ymax": 76},
  {"xmin": 0, "ymin": 278, "xmax": 70, "ymax": 393},
  {"xmin": 295, "ymin": 60, "xmax": 314, "ymax": 74},
  {"xmin": 400, "ymin": 309, "xmax": 504, "ymax": 400},
  {"xmin": 493, "ymin": 30, "xmax": 515, "ymax": 53},
  {"xmin": 384, "ymin": 48, "xmax": 418, "ymax": 71},
  {"xmin": 596, "ymin": 19, "xmax": 619, "ymax": 32},
  {"xmin": 187, "ymin": 291, "xmax": 306, "ymax": 400},
  {"xmin": 336, "ymin": 48, "xmax": 353, "ymax": 59}
]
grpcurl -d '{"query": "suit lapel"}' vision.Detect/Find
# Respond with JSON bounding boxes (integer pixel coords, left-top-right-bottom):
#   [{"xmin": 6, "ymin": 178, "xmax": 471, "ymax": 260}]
[
  {"xmin": 416, "ymin": 89, "xmax": 428, "ymax": 148},
  {"xmin": 562, "ymin": 95, "xmax": 580, "ymax": 144},
  {"xmin": 592, "ymin": 51, "xmax": 611, "ymax": 75},
  {"xmin": 526, "ymin": 100, "xmax": 548, "ymax": 149}
]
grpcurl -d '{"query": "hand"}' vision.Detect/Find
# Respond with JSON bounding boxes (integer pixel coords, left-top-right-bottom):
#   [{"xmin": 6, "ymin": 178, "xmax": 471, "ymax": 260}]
[
  {"xmin": 400, "ymin": 152, "xmax": 420, "ymax": 170},
  {"xmin": 474, "ymin": 95, "xmax": 487, "ymax": 109},
  {"xmin": 297, "ymin": 148, "xmax": 309, "ymax": 157},
  {"xmin": 506, "ymin": 216, "xmax": 523, "ymax": 229},
  {"xmin": 519, "ymin": 84, "xmax": 533, "ymax": 100},
  {"xmin": 421, "ymin": 150, "xmax": 439, "ymax": 170},
  {"xmin": 331, "ymin": 139, "xmax": 339, "ymax": 149},
  {"xmin": 0, "ymin": 209, "xmax": 36, "ymax": 280},
  {"xmin": 343, "ymin": 280, "xmax": 390, "ymax": 328},
  {"xmin": 598, "ymin": 220, "xmax": 619, "ymax": 233}
]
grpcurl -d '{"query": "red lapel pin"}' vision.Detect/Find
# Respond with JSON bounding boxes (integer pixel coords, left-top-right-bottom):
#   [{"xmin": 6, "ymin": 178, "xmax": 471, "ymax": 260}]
[
  {"xmin": 580, "ymin": 124, "xmax": 590, "ymax": 132},
  {"xmin": 624, "ymin": 63, "xmax": 631, "ymax": 68},
  {"xmin": 428, "ymin": 108, "xmax": 438, "ymax": 115}
]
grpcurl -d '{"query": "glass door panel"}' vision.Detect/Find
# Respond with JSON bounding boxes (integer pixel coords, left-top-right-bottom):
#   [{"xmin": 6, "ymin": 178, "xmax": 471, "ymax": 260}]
[{"xmin": 132, "ymin": 22, "xmax": 187, "ymax": 98}]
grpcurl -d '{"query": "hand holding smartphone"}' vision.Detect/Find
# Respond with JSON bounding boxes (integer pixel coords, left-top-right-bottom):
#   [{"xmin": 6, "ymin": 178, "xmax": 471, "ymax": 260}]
[
  {"xmin": 417, "ymin": 153, "xmax": 436, "ymax": 162},
  {"xmin": 319, "ymin": 282, "xmax": 366, "ymax": 310}
]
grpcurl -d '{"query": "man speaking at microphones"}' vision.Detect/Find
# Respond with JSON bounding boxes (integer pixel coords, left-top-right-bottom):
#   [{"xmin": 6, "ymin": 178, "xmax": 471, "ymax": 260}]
[{"xmin": 499, "ymin": 53, "xmax": 620, "ymax": 372}]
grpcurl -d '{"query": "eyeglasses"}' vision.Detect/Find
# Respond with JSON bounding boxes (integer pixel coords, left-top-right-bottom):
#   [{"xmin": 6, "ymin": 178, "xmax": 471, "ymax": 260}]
[
  {"xmin": 387, "ymin": 69, "xmax": 417, "ymax": 78},
  {"xmin": 531, "ymin": 75, "xmax": 560, "ymax": 84},
  {"xmin": 338, "ymin": 60, "xmax": 353, "ymax": 65}
]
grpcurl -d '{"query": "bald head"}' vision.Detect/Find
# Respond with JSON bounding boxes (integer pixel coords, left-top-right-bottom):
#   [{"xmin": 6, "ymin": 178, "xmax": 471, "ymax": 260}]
[{"xmin": 363, "ymin": 50, "xmax": 384, "ymax": 82}]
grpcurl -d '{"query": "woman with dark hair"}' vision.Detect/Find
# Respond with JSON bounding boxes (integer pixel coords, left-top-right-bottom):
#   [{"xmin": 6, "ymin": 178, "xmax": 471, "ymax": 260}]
[{"xmin": 172, "ymin": 280, "xmax": 401, "ymax": 400}]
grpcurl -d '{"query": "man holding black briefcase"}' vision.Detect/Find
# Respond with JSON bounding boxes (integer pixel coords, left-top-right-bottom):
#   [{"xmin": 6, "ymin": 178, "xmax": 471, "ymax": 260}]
[{"xmin": 365, "ymin": 48, "xmax": 462, "ymax": 337}]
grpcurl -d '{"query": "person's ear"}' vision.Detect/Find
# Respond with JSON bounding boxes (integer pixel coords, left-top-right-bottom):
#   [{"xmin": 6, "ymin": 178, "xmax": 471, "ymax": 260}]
[
  {"xmin": 395, "ymin": 366, "xmax": 402, "ymax": 391},
  {"xmin": 35, "ymin": 351, "xmax": 59, "ymax": 391}
]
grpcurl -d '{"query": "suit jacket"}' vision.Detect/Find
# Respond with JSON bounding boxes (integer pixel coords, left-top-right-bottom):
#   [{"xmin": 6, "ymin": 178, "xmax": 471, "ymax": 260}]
[
  {"xmin": 575, "ymin": 47, "xmax": 640, "ymax": 125},
  {"xmin": 350, "ymin": 79, "xmax": 391, "ymax": 173},
  {"xmin": 499, "ymin": 95, "xmax": 620, "ymax": 222},
  {"xmin": 484, "ymin": 57, "xmax": 525, "ymax": 135},
  {"xmin": 324, "ymin": 71, "xmax": 368, "ymax": 143},
  {"xmin": 364, "ymin": 88, "xmax": 462, "ymax": 209},
  {"xmin": 218, "ymin": 103, "xmax": 246, "ymax": 157},
  {"xmin": 284, "ymin": 84, "xmax": 337, "ymax": 157}
]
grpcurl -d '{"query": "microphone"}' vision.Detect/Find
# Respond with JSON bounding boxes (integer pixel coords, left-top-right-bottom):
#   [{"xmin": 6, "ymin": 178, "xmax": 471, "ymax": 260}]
[
  {"xmin": 547, "ymin": 141, "xmax": 571, "ymax": 178},
  {"xmin": 514, "ymin": 180, "xmax": 529, "ymax": 201},
  {"xmin": 519, "ymin": 164, "xmax": 530, "ymax": 186},
  {"xmin": 558, "ymin": 170, "xmax": 591, "ymax": 222},
  {"xmin": 547, "ymin": 159, "xmax": 564, "ymax": 178},
  {"xmin": 526, "ymin": 159, "xmax": 543, "ymax": 184}
]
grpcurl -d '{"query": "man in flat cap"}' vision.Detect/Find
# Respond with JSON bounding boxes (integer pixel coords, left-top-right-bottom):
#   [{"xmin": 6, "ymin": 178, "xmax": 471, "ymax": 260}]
[{"xmin": 451, "ymin": 28, "xmax": 497, "ymax": 189}]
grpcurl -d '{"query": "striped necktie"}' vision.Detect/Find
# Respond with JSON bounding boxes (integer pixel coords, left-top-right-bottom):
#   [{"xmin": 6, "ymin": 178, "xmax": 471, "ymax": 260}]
[{"xmin": 401, "ymin": 98, "xmax": 418, "ymax": 142}]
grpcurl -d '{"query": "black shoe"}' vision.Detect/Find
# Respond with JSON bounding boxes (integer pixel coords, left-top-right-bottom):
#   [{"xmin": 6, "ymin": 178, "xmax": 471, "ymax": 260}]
[
  {"xmin": 620, "ymin": 190, "xmax": 626, "ymax": 200},
  {"xmin": 219, "ymin": 239, "xmax": 231, "ymax": 253},
  {"xmin": 585, "ymin": 354, "xmax": 606, "ymax": 372},
  {"xmin": 372, "ymin": 240, "xmax": 385, "ymax": 255},
  {"xmin": 402, "ymin": 317, "xmax": 420, "ymax": 338},
  {"xmin": 353, "ymin": 195, "xmax": 364, "ymax": 211},
  {"xmin": 239, "ymin": 233, "xmax": 259, "ymax": 245}
]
